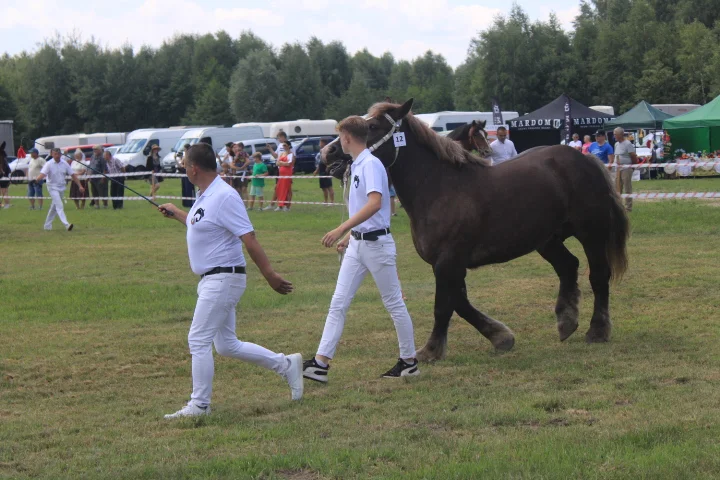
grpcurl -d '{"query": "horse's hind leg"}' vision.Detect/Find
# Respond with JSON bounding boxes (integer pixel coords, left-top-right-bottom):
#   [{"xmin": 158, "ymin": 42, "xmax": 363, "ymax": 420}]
[
  {"xmin": 581, "ymin": 241, "xmax": 612, "ymax": 343},
  {"xmin": 537, "ymin": 238, "xmax": 581, "ymax": 341}
]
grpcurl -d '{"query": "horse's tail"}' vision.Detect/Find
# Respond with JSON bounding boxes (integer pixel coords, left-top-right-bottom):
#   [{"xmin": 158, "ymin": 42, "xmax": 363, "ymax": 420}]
[{"xmin": 586, "ymin": 153, "xmax": 629, "ymax": 282}]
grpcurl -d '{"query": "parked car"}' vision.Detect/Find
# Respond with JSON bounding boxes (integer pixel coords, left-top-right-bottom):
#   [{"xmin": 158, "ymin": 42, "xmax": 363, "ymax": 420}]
[
  {"xmin": 105, "ymin": 146, "xmax": 121, "ymax": 157},
  {"xmin": 161, "ymin": 137, "xmax": 279, "ymax": 173},
  {"xmin": 62, "ymin": 144, "xmax": 115, "ymax": 160},
  {"xmin": 292, "ymin": 137, "xmax": 327, "ymax": 173}
]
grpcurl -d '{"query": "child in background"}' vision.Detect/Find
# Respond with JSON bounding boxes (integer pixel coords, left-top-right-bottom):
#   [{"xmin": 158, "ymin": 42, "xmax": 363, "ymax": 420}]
[{"xmin": 248, "ymin": 152, "xmax": 268, "ymax": 211}]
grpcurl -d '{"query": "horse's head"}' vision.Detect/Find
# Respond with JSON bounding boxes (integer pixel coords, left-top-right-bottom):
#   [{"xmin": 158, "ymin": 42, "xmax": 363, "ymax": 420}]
[
  {"xmin": 467, "ymin": 120, "xmax": 492, "ymax": 158},
  {"xmin": 321, "ymin": 98, "xmax": 414, "ymax": 179},
  {"xmin": 322, "ymin": 139, "xmax": 352, "ymax": 180}
]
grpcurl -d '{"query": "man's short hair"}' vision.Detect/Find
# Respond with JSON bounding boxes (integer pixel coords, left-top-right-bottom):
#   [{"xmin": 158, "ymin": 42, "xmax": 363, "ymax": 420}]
[
  {"xmin": 276, "ymin": 131, "xmax": 288, "ymax": 140},
  {"xmin": 496, "ymin": 126, "xmax": 507, "ymax": 133},
  {"xmin": 337, "ymin": 116, "xmax": 368, "ymax": 142},
  {"xmin": 236, "ymin": 142, "xmax": 244, "ymax": 148},
  {"xmin": 185, "ymin": 143, "xmax": 217, "ymax": 171},
  {"xmin": 51, "ymin": 147, "xmax": 61, "ymax": 154}
]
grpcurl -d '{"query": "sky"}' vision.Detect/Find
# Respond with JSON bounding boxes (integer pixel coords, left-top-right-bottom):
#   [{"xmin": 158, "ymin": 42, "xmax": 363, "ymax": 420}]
[{"xmin": 2, "ymin": 0, "xmax": 580, "ymax": 68}]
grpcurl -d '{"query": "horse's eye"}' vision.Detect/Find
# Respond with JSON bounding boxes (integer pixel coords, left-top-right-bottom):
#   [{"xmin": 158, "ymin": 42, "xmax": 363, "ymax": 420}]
[{"xmin": 368, "ymin": 124, "xmax": 377, "ymax": 130}]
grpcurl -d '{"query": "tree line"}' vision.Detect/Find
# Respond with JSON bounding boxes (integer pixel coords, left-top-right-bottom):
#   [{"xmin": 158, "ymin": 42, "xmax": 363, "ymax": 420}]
[{"xmin": 1, "ymin": 0, "xmax": 719, "ymax": 147}]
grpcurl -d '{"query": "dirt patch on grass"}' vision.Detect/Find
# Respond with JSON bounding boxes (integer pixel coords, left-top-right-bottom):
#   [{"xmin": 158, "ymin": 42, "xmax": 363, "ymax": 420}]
[{"xmin": 275, "ymin": 469, "xmax": 322, "ymax": 480}]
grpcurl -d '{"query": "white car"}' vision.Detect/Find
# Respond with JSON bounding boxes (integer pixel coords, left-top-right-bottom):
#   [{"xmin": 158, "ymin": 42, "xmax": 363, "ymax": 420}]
[{"xmin": 7, "ymin": 156, "xmax": 31, "ymax": 182}]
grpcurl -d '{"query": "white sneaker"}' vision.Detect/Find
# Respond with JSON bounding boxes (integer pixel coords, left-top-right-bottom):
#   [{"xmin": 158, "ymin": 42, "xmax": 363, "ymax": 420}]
[
  {"xmin": 263, "ymin": 206, "xmax": 273, "ymax": 211},
  {"xmin": 164, "ymin": 401, "xmax": 210, "ymax": 419},
  {"xmin": 274, "ymin": 207, "xmax": 282, "ymax": 211},
  {"xmin": 284, "ymin": 353, "xmax": 304, "ymax": 401},
  {"xmin": 282, "ymin": 207, "xmax": 289, "ymax": 212}
]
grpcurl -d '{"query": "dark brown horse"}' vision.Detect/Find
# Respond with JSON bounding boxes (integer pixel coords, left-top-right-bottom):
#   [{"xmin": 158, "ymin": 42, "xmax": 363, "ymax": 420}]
[
  {"xmin": 323, "ymin": 99, "xmax": 629, "ymax": 361},
  {"xmin": 446, "ymin": 121, "xmax": 493, "ymax": 157}
]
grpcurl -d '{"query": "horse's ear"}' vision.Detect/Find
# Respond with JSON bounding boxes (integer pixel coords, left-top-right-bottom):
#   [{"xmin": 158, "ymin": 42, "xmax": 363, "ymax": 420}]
[
  {"xmin": 479, "ymin": 120, "xmax": 486, "ymax": 129},
  {"xmin": 393, "ymin": 98, "xmax": 414, "ymax": 120},
  {"xmin": 0, "ymin": 141, "xmax": 5, "ymax": 152}
]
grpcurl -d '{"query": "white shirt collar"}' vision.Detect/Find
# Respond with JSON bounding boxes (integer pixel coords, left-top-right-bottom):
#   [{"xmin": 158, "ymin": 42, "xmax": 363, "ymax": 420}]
[
  {"xmin": 353, "ymin": 149, "xmax": 372, "ymax": 167},
  {"xmin": 197, "ymin": 175, "xmax": 223, "ymax": 198}
]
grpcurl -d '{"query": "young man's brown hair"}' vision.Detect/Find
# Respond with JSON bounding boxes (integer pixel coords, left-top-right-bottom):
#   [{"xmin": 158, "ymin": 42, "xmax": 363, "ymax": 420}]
[{"xmin": 337, "ymin": 116, "xmax": 368, "ymax": 142}]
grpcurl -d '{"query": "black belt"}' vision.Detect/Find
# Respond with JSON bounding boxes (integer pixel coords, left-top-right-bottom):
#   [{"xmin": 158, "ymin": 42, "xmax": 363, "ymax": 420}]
[
  {"xmin": 201, "ymin": 266, "xmax": 246, "ymax": 278},
  {"xmin": 351, "ymin": 228, "xmax": 390, "ymax": 241}
]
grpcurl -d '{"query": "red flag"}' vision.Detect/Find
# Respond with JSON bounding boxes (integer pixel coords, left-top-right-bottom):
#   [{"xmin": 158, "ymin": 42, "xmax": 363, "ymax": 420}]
[{"xmin": 17, "ymin": 146, "xmax": 26, "ymax": 158}]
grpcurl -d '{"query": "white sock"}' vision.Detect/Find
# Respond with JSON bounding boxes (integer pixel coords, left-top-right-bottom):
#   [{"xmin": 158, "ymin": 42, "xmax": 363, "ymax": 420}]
[{"xmin": 315, "ymin": 357, "xmax": 328, "ymax": 368}]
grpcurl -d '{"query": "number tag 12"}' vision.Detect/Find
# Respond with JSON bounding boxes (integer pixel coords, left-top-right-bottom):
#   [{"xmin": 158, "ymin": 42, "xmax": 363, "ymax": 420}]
[{"xmin": 393, "ymin": 132, "xmax": 406, "ymax": 147}]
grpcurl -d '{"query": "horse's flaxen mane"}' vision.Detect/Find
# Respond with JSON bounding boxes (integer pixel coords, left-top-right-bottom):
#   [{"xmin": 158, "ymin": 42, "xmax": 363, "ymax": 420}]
[{"xmin": 367, "ymin": 102, "xmax": 490, "ymax": 167}]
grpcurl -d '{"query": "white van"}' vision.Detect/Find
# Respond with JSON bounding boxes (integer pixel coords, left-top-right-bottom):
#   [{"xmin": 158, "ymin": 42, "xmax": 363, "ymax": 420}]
[
  {"xmin": 268, "ymin": 119, "xmax": 337, "ymax": 139},
  {"xmin": 414, "ymin": 111, "xmax": 520, "ymax": 138},
  {"xmin": 34, "ymin": 134, "xmax": 86, "ymax": 155},
  {"xmin": 115, "ymin": 129, "xmax": 193, "ymax": 172},
  {"xmin": 160, "ymin": 127, "xmax": 265, "ymax": 172},
  {"xmin": 82, "ymin": 132, "xmax": 127, "ymax": 145},
  {"xmin": 232, "ymin": 122, "xmax": 274, "ymax": 137}
]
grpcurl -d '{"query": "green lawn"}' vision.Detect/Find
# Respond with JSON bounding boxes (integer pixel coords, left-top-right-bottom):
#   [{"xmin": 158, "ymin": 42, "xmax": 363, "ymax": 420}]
[{"xmin": 1, "ymin": 177, "xmax": 720, "ymax": 479}]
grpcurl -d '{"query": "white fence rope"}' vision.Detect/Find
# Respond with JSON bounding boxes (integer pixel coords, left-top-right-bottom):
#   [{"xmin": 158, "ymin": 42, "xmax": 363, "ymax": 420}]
[
  {"xmin": 4, "ymin": 160, "xmax": 720, "ymax": 182},
  {"xmin": 4, "ymin": 169, "xmax": 720, "ymax": 204}
]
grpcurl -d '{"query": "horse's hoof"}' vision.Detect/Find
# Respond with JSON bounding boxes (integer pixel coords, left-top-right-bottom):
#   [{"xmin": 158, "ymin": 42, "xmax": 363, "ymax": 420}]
[
  {"xmin": 416, "ymin": 345, "xmax": 446, "ymax": 363},
  {"xmin": 492, "ymin": 333, "xmax": 515, "ymax": 352},
  {"xmin": 585, "ymin": 329, "xmax": 610, "ymax": 343},
  {"xmin": 558, "ymin": 320, "xmax": 579, "ymax": 342}
]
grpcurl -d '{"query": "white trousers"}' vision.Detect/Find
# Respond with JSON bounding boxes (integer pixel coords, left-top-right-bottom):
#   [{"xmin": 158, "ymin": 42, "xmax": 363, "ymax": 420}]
[
  {"xmin": 44, "ymin": 189, "xmax": 70, "ymax": 230},
  {"xmin": 189, "ymin": 273, "xmax": 289, "ymax": 406},
  {"xmin": 317, "ymin": 235, "xmax": 416, "ymax": 360}
]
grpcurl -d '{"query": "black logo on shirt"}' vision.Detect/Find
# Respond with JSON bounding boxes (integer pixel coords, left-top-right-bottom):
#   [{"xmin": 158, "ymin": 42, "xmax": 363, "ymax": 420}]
[
  {"xmin": 353, "ymin": 175, "xmax": 359, "ymax": 188},
  {"xmin": 191, "ymin": 208, "xmax": 205, "ymax": 225}
]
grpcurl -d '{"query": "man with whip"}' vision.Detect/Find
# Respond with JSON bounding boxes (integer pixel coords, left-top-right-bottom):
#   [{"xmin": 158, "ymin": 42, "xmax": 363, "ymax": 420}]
[{"xmin": 157, "ymin": 143, "xmax": 303, "ymax": 418}]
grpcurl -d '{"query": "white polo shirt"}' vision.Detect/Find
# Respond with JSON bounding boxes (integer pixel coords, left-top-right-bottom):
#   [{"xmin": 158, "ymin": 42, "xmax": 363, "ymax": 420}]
[
  {"xmin": 489, "ymin": 139, "xmax": 517, "ymax": 165},
  {"xmin": 186, "ymin": 175, "xmax": 254, "ymax": 275},
  {"xmin": 349, "ymin": 149, "xmax": 391, "ymax": 234},
  {"xmin": 40, "ymin": 159, "xmax": 74, "ymax": 191}
]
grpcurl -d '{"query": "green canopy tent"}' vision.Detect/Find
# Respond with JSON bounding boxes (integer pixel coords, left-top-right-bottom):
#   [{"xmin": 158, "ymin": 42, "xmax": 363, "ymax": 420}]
[
  {"xmin": 663, "ymin": 94, "xmax": 720, "ymax": 155},
  {"xmin": 604, "ymin": 101, "xmax": 674, "ymax": 131}
]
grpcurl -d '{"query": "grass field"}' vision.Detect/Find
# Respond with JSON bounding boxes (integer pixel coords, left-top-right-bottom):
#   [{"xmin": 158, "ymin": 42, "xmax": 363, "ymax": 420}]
[{"xmin": 1, "ymin": 177, "xmax": 720, "ymax": 479}]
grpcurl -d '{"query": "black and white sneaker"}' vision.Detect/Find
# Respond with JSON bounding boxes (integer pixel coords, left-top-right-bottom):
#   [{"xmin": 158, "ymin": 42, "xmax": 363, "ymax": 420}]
[
  {"xmin": 303, "ymin": 358, "xmax": 329, "ymax": 383},
  {"xmin": 382, "ymin": 358, "xmax": 420, "ymax": 378}
]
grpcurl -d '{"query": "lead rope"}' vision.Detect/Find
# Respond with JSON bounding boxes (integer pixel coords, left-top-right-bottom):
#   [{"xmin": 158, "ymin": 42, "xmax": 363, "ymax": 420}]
[{"xmin": 339, "ymin": 163, "xmax": 352, "ymax": 263}]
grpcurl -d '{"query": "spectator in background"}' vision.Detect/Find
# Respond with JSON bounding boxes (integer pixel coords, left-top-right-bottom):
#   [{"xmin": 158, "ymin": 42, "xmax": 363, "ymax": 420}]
[
  {"xmin": 89, "ymin": 145, "xmax": 108, "ymax": 209},
  {"xmin": 588, "ymin": 131, "xmax": 614, "ymax": 165},
  {"xmin": 568, "ymin": 133, "xmax": 583, "ymax": 151},
  {"xmin": 275, "ymin": 140, "xmax": 294, "ymax": 211},
  {"xmin": 581, "ymin": 135, "xmax": 592, "ymax": 154},
  {"xmin": 313, "ymin": 137, "xmax": 335, "ymax": 206},
  {"xmin": 231, "ymin": 142, "xmax": 251, "ymax": 200},
  {"xmin": 613, "ymin": 127, "xmax": 638, "ymax": 212},
  {"xmin": 70, "ymin": 149, "xmax": 89, "ymax": 209},
  {"xmin": 265, "ymin": 131, "xmax": 289, "ymax": 210},
  {"xmin": 248, "ymin": 152, "xmax": 268, "ymax": 211},
  {"xmin": 177, "ymin": 143, "xmax": 195, "ymax": 207},
  {"xmin": 146, "ymin": 144, "xmax": 163, "ymax": 201},
  {"xmin": 105, "ymin": 150, "xmax": 125, "ymax": 210},
  {"xmin": 489, "ymin": 126, "xmax": 517, "ymax": 165},
  {"xmin": 0, "ymin": 142, "xmax": 10, "ymax": 209},
  {"xmin": 27, "ymin": 148, "xmax": 46, "ymax": 210}
]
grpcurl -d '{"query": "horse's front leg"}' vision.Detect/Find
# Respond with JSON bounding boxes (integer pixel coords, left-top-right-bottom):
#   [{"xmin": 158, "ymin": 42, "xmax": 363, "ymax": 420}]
[{"xmin": 416, "ymin": 267, "xmax": 454, "ymax": 362}]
